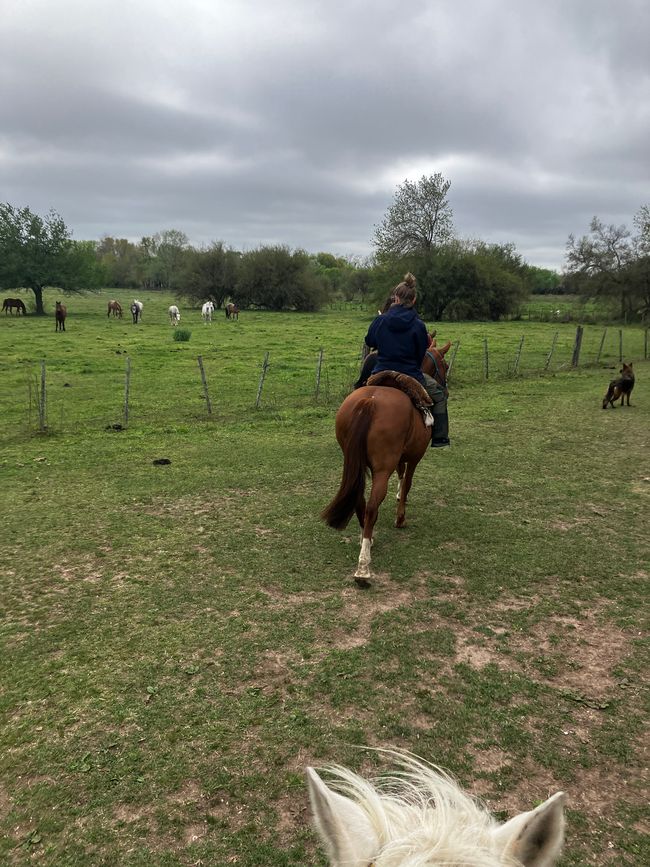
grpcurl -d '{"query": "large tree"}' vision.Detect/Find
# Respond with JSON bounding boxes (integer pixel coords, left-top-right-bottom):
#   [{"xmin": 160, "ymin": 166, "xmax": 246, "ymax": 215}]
[
  {"xmin": 236, "ymin": 245, "xmax": 329, "ymax": 311},
  {"xmin": 180, "ymin": 242, "xmax": 239, "ymax": 308},
  {"xmin": 373, "ymin": 173, "xmax": 454, "ymax": 259},
  {"xmin": 565, "ymin": 212, "xmax": 649, "ymax": 320},
  {"xmin": 0, "ymin": 203, "xmax": 103, "ymax": 314}
]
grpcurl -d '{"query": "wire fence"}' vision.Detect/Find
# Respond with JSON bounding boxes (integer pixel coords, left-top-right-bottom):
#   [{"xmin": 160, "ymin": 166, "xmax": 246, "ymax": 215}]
[{"xmin": 1, "ymin": 324, "xmax": 647, "ymax": 440}]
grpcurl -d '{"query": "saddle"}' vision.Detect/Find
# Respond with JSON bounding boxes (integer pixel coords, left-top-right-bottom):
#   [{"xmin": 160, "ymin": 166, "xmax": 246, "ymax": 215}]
[{"xmin": 366, "ymin": 370, "xmax": 434, "ymax": 427}]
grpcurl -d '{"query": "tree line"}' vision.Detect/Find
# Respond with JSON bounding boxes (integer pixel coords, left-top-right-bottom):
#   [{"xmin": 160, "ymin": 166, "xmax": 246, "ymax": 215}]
[{"xmin": 1, "ymin": 184, "xmax": 648, "ymax": 320}]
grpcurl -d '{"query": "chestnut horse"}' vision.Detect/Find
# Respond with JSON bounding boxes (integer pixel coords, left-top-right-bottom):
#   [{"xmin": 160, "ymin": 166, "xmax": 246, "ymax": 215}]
[
  {"xmin": 225, "ymin": 302, "xmax": 239, "ymax": 320},
  {"xmin": 107, "ymin": 300, "xmax": 122, "ymax": 318},
  {"xmin": 321, "ymin": 385, "xmax": 430, "ymax": 585},
  {"xmin": 55, "ymin": 301, "xmax": 67, "ymax": 332},
  {"xmin": 2, "ymin": 298, "xmax": 27, "ymax": 315}
]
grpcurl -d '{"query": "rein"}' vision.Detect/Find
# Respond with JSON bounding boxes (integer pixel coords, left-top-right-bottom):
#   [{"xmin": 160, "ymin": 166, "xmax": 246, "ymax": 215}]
[{"xmin": 425, "ymin": 349, "xmax": 447, "ymax": 388}]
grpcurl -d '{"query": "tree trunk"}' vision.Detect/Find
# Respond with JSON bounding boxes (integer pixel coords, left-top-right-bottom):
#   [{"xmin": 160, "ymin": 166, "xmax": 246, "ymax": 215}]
[{"xmin": 33, "ymin": 286, "xmax": 45, "ymax": 315}]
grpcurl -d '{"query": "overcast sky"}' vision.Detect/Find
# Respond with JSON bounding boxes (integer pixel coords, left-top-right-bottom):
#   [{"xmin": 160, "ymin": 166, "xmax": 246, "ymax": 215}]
[{"xmin": 2, "ymin": 0, "xmax": 649, "ymax": 270}]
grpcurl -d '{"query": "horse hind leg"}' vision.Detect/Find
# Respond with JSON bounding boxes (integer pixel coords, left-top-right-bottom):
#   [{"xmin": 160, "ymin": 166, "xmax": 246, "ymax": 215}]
[
  {"xmin": 395, "ymin": 462, "xmax": 417, "ymax": 528},
  {"xmin": 395, "ymin": 460, "xmax": 406, "ymax": 501},
  {"xmin": 355, "ymin": 470, "xmax": 390, "ymax": 585}
]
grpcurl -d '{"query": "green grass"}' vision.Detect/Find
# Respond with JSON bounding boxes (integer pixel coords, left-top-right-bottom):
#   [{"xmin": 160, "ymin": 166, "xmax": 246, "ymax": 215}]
[{"xmin": 0, "ymin": 288, "xmax": 648, "ymax": 865}]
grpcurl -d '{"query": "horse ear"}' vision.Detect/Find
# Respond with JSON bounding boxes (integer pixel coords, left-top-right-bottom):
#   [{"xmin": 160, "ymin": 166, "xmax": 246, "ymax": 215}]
[
  {"xmin": 306, "ymin": 768, "xmax": 378, "ymax": 866},
  {"xmin": 492, "ymin": 792, "xmax": 565, "ymax": 866}
]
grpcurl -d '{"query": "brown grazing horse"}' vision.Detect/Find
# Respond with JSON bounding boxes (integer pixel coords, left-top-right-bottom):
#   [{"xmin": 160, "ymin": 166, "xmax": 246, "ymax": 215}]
[
  {"xmin": 322, "ymin": 384, "xmax": 430, "ymax": 585},
  {"xmin": 2, "ymin": 298, "xmax": 27, "ymax": 315},
  {"xmin": 225, "ymin": 302, "xmax": 239, "ymax": 320},
  {"xmin": 107, "ymin": 300, "xmax": 122, "ymax": 318},
  {"xmin": 55, "ymin": 301, "xmax": 67, "ymax": 331}
]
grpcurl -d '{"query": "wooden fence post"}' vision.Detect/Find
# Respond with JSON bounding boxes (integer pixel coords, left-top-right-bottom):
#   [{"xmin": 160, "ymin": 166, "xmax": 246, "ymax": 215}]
[
  {"xmin": 256, "ymin": 351, "xmax": 270, "ymax": 408},
  {"xmin": 619, "ymin": 329, "xmax": 623, "ymax": 362},
  {"xmin": 545, "ymin": 331, "xmax": 558, "ymax": 371},
  {"xmin": 482, "ymin": 338, "xmax": 489, "ymax": 380},
  {"xmin": 315, "ymin": 348, "xmax": 324, "ymax": 399},
  {"xmin": 446, "ymin": 341, "xmax": 460, "ymax": 380},
  {"xmin": 197, "ymin": 355, "xmax": 212, "ymax": 415},
  {"xmin": 39, "ymin": 360, "xmax": 47, "ymax": 432},
  {"xmin": 123, "ymin": 356, "xmax": 131, "ymax": 428},
  {"xmin": 513, "ymin": 335, "xmax": 525, "ymax": 375},
  {"xmin": 595, "ymin": 328, "xmax": 607, "ymax": 364},
  {"xmin": 645, "ymin": 328, "xmax": 648, "ymax": 360},
  {"xmin": 571, "ymin": 325, "xmax": 584, "ymax": 367}
]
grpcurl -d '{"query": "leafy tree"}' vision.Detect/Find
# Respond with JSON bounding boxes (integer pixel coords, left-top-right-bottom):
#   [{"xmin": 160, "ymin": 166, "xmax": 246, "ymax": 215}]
[
  {"xmin": 373, "ymin": 174, "xmax": 454, "ymax": 259},
  {"xmin": 150, "ymin": 229, "xmax": 190, "ymax": 290},
  {"xmin": 565, "ymin": 213, "xmax": 648, "ymax": 319},
  {"xmin": 96, "ymin": 236, "xmax": 142, "ymax": 288},
  {"xmin": 180, "ymin": 242, "xmax": 240, "ymax": 308},
  {"xmin": 375, "ymin": 241, "xmax": 528, "ymax": 322},
  {"xmin": 0, "ymin": 203, "xmax": 104, "ymax": 314},
  {"xmin": 524, "ymin": 265, "xmax": 562, "ymax": 295},
  {"xmin": 236, "ymin": 245, "xmax": 329, "ymax": 311}
]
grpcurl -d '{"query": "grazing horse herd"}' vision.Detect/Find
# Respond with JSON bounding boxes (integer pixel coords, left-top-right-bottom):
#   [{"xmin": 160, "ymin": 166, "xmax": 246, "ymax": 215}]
[{"xmin": 0, "ymin": 297, "xmax": 241, "ymax": 329}]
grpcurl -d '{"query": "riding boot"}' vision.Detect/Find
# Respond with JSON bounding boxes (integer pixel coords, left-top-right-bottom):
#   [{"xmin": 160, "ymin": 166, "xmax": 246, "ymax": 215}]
[{"xmin": 430, "ymin": 400, "xmax": 450, "ymax": 448}]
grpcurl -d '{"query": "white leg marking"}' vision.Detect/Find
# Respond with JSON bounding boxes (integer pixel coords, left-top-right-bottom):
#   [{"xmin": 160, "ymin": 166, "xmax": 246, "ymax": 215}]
[{"xmin": 355, "ymin": 537, "xmax": 372, "ymax": 578}]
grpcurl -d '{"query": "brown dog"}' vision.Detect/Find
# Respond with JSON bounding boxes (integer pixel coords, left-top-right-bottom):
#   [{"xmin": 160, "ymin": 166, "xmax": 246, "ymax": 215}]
[{"xmin": 602, "ymin": 362, "xmax": 635, "ymax": 408}]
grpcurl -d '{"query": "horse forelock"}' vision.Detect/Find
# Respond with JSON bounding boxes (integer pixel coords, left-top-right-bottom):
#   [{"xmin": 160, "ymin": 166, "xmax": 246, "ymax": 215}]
[{"xmin": 320, "ymin": 757, "xmax": 513, "ymax": 867}]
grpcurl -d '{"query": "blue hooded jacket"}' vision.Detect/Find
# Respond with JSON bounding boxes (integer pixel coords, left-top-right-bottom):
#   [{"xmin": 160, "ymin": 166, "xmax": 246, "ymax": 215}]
[{"xmin": 364, "ymin": 305, "xmax": 428, "ymax": 384}]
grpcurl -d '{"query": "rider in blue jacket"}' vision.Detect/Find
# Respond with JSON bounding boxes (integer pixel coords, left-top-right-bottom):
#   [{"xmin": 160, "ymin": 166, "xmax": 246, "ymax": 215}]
[{"xmin": 363, "ymin": 272, "xmax": 450, "ymax": 448}]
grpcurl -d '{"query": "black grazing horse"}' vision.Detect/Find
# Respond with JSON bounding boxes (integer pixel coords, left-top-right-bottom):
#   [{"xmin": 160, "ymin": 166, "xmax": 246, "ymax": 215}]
[{"xmin": 2, "ymin": 298, "xmax": 27, "ymax": 315}]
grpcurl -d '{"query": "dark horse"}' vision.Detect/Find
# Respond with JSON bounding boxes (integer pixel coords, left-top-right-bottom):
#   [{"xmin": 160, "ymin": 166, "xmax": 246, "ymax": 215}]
[
  {"xmin": 321, "ymin": 383, "xmax": 431, "ymax": 585},
  {"xmin": 225, "ymin": 302, "xmax": 239, "ymax": 320},
  {"xmin": 55, "ymin": 301, "xmax": 67, "ymax": 332},
  {"xmin": 2, "ymin": 298, "xmax": 27, "ymax": 315}
]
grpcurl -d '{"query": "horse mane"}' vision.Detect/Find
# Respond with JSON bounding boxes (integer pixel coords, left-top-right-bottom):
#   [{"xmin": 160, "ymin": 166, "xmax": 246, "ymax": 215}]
[
  {"xmin": 317, "ymin": 754, "xmax": 510, "ymax": 866},
  {"xmin": 309, "ymin": 751, "xmax": 565, "ymax": 866}
]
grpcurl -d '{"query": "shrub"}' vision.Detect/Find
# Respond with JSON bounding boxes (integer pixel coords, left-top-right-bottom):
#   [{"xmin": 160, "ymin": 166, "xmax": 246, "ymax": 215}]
[{"xmin": 173, "ymin": 328, "xmax": 192, "ymax": 342}]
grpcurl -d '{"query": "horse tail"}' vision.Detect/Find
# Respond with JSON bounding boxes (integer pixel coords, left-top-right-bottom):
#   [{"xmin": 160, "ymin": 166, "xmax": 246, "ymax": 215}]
[{"xmin": 321, "ymin": 398, "xmax": 374, "ymax": 529}]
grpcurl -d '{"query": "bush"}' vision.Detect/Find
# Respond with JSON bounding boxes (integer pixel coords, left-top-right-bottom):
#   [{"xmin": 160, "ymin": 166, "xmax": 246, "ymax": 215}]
[{"xmin": 172, "ymin": 329, "xmax": 192, "ymax": 342}]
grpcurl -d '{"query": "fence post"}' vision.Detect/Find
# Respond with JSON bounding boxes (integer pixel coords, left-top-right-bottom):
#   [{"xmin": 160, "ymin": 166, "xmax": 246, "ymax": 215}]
[
  {"xmin": 571, "ymin": 325, "xmax": 584, "ymax": 367},
  {"xmin": 39, "ymin": 359, "xmax": 47, "ymax": 432},
  {"xmin": 197, "ymin": 355, "xmax": 212, "ymax": 415},
  {"xmin": 645, "ymin": 328, "xmax": 648, "ymax": 360},
  {"xmin": 482, "ymin": 338, "xmax": 489, "ymax": 380},
  {"xmin": 513, "ymin": 335, "xmax": 525, "ymax": 375},
  {"xmin": 446, "ymin": 340, "xmax": 460, "ymax": 380},
  {"xmin": 123, "ymin": 356, "xmax": 131, "ymax": 428},
  {"xmin": 315, "ymin": 347, "xmax": 324, "ymax": 399},
  {"xmin": 619, "ymin": 329, "xmax": 623, "ymax": 362},
  {"xmin": 595, "ymin": 328, "xmax": 607, "ymax": 364},
  {"xmin": 256, "ymin": 351, "xmax": 270, "ymax": 408},
  {"xmin": 545, "ymin": 331, "xmax": 558, "ymax": 371}
]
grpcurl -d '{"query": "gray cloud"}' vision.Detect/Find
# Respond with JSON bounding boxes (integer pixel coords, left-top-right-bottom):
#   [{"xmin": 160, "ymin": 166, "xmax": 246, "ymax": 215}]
[{"xmin": 1, "ymin": 0, "xmax": 649, "ymax": 269}]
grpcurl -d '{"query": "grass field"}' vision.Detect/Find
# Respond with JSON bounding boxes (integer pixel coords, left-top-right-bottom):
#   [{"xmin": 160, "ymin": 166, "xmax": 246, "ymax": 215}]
[{"xmin": 1, "ymin": 289, "xmax": 648, "ymax": 865}]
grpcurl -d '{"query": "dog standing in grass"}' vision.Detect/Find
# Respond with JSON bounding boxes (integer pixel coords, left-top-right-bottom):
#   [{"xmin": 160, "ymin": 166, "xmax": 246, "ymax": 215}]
[{"xmin": 602, "ymin": 362, "xmax": 635, "ymax": 408}]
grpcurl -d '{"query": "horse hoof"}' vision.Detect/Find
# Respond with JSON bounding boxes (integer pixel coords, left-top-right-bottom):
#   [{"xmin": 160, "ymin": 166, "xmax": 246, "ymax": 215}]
[{"xmin": 354, "ymin": 577, "xmax": 372, "ymax": 590}]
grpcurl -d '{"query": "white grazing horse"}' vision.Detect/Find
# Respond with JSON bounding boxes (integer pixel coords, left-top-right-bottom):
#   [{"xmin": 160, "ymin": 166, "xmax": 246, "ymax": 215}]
[
  {"xmin": 131, "ymin": 299, "xmax": 143, "ymax": 323},
  {"xmin": 168, "ymin": 305, "xmax": 181, "ymax": 326},
  {"xmin": 202, "ymin": 300, "xmax": 214, "ymax": 323},
  {"xmin": 307, "ymin": 753, "xmax": 565, "ymax": 867}
]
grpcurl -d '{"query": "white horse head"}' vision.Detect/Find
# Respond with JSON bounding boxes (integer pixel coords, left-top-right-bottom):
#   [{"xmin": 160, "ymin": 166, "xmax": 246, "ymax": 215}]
[{"xmin": 307, "ymin": 753, "xmax": 565, "ymax": 867}]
